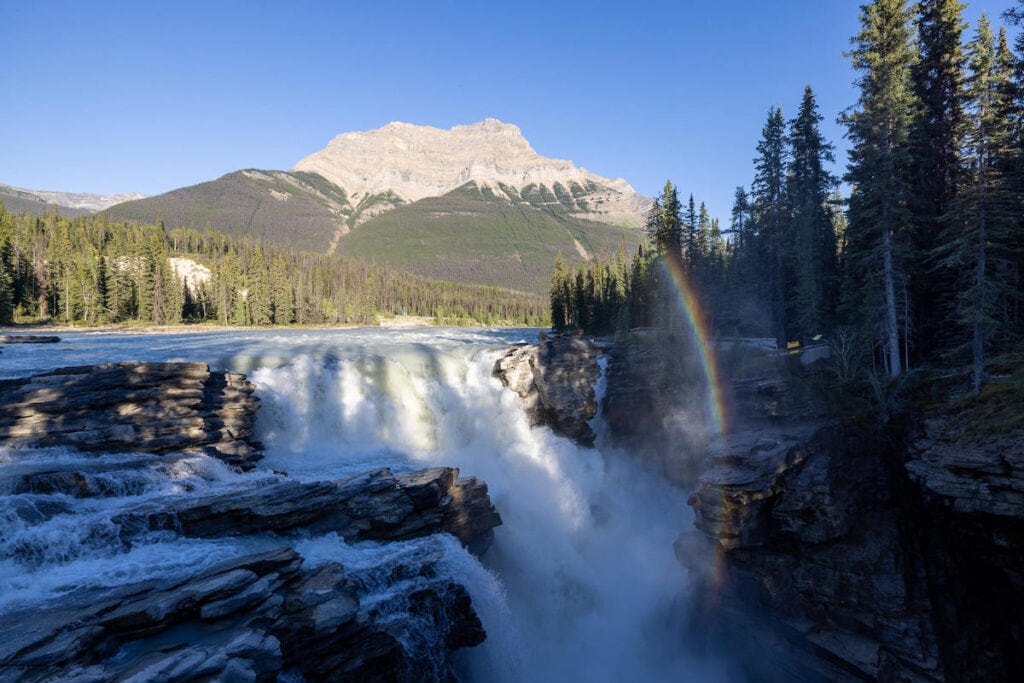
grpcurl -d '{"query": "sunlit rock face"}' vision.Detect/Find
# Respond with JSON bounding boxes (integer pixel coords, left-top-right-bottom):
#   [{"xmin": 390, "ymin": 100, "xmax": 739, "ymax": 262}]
[
  {"xmin": 0, "ymin": 361, "xmax": 261, "ymax": 468},
  {"xmin": 293, "ymin": 118, "xmax": 650, "ymax": 227},
  {"xmin": 492, "ymin": 332, "xmax": 604, "ymax": 448}
]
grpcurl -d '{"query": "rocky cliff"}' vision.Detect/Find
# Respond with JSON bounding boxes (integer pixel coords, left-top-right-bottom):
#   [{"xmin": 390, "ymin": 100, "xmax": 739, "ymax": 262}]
[
  {"xmin": 495, "ymin": 332, "xmax": 1024, "ymax": 680},
  {"xmin": 492, "ymin": 332, "xmax": 604, "ymax": 447},
  {"xmin": 681, "ymin": 379, "xmax": 1024, "ymax": 681},
  {"xmin": 0, "ymin": 361, "xmax": 262, "ymax": 469}
]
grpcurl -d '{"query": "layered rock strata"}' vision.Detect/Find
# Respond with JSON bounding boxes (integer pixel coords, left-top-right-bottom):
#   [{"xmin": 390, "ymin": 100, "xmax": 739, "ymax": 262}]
[
  {"xmin": 0, "ymin": 464, "xmax": 501, "ymax": 681},
  {"xmin": 492, "ymin": 332, "xmax": 603, "ymax": 447},
  {"xmin": 109, "ymin": 466, "xmax": 502, "ymax": 555},
  {"xmin": 0, "ymin": 545, "xmax": 486, "ymax": 682},
  {"xmin": 0, "ymin": 361, "xmax": 261, "ymax": 468},
  {"xmin": 683, "ymin": 415, "xmax": 1024, "ymax": 681}
]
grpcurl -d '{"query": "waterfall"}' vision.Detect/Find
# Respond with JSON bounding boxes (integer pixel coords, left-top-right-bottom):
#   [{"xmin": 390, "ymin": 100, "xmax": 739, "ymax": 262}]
[{"xmin": 0, "ymin": 328, "xmax": 724, "ymax": 680}]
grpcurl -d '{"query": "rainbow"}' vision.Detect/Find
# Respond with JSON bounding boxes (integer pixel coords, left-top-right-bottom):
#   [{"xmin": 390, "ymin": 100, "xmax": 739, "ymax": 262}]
[
  {"xmin": 657, "ymin": 256, "xmax": 728, "ymax": 439},
  {"xmin": 656, "ymin": 257, "xmax": 737, "ymax": 609}
]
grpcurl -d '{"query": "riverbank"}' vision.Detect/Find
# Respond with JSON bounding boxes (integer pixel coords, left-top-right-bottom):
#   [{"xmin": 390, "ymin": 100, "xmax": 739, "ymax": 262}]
[{"xmin": 0, "ymin": 315, "xmax": 515, "ymax": 335}]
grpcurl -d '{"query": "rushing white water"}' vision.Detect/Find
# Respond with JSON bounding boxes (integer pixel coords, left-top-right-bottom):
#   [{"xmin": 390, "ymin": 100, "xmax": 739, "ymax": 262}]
[{"xmin": 0, "ymin": 328, "xmax": 724, "ymax": 680}]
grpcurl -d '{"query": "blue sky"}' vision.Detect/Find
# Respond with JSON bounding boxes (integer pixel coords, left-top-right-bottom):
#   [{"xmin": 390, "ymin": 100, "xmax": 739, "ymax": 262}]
[{"xmin": 1, "ymin": 0, "xmax": 1017, "ymax": 221}]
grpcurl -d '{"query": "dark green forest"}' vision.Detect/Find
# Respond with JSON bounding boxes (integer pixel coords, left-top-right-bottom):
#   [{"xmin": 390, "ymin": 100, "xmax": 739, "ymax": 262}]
[
  {"xmin": 553, "ymin": 0, "xmax": 1024, "ymax": 395},
  {"xmin": 0, "ymin": 207, "xmax": 549, "ymax": 328}
]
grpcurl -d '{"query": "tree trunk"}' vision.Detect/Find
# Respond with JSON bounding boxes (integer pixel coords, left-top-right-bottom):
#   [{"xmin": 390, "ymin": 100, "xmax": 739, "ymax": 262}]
[
  {"xmin": 882, "ymin": 207, "xmax": 902, "ymax": 379},
  {"xmin": 974, "ymin": 162, "xmax": 987, "ymax": 396}
]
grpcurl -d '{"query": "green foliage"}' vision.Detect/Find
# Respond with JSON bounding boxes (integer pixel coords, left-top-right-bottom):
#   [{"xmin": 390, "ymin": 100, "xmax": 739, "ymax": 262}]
[
  {"xmin": 843, "ymin": 0, "xmax": 920, "ymax": 379},
  {"xmin": 788, "ymin": 85, "xmax": 838, "ymax": 339},
  {"xmin": 936, "ymin": 13, "xmax": 1022, "ymax": 393},
  {"xmin": 0, "ymin": 203, "xmax": 549, "ymax": 328},
  {"xmin": 340, "ymin": 182, "xmax": 641, "ymax": 295}
]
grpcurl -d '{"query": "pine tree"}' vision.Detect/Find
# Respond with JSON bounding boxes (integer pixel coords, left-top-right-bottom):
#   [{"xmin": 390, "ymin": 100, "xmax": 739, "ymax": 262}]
[
  {"xmin": 752, "ymin": 105, "xmax": 791, "ymax": 345},
  {"xmin": 685, "ymin": 194, "xmax": 698, "ymax": 266},
  {"xmin": 909, "ymin": 0, "xmax": 967, "ymax": 358},
  {"xmin": 270, "ymin": 254, "xmax": 295, "ymax": 325},
  {"xmin": 247, "ymin": 244, "xmax": 272, "ymax": 326},
  {"xmin": 938, "ymin": 14, "xmax": 1020, "ymax": 393},
  {"xmin": 843, "ymin": 0, "xmax": 919, "ymax": 379},
  {"xmin": 788, "ymin": 84, "xmax": 838, "ymax": 338},
  {"xmin": 645, "ymin": 181, "xmax": 683, "ymax": 257},
  {"xmin": 729, "ymin": 187, "xmax": 752, "ymax": 248},
  {"xmin": 551, "ymin": 251, "xmax": 568, "ymax": 331},
  {"xmin": 697, "ymin": 201, "xmax": 711, "ymax": 264}
]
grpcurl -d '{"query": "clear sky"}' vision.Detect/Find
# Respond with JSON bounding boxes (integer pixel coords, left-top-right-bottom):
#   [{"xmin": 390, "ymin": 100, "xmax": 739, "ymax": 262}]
[{"xmin": 1, "ymin": 0, "xmax": 1017, "ymax": 221}]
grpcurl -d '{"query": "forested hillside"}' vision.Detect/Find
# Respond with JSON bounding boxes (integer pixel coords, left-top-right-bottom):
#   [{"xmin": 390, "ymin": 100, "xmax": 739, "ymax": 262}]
[
  {"xmin": 342, "ymin": 181, "xmax": 643, "ymax": 294},
  {"xmin": 0, "ymin": 205, "xmax": 548, "ymax": 328},
  {"xmin": 557, "ymin": 0, "xmax": 1024, "ymax": 396}
]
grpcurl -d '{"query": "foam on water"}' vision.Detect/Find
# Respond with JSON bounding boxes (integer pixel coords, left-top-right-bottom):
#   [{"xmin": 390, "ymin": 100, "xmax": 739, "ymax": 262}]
[{"xmin": 0, "ymin": 328, "xmax": 721, "ymax": 680}]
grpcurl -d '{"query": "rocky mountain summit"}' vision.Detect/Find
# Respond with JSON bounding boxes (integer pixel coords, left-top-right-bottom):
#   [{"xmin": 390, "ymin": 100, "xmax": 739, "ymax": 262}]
[
  {"xmin": 293, "ymin": 118, "xmax": 650, "ymax": 228},
  {"xmin": 0, "ymin": 361, "xmax": 502, "ymax": 681}
]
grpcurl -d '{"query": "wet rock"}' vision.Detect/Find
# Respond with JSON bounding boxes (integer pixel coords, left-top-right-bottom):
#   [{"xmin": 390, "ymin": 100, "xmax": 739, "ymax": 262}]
[
  {"xmin": 0, "ymin": 361, "xmax": 262, "ymax": 469},
  {"xmin": 493, "ymin": 331, "xmax": 603, "ymax": 447},
  {"xmin": 0, "ymin": 543, "xmax": 487, "ymax": 683},
  {"xmin": 0, "ymin": 335, "xmax": 60, "ymax": 344},
  {"xmin": 113, "ymin": 466, "xmax": 502, "ymax": 554}
]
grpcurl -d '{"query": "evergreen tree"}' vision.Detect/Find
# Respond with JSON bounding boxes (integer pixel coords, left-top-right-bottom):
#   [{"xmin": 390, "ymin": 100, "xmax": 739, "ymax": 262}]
[
  {"xmin": 909, "ymin": 0, "xmax": 967, "ymax": 358},
  {"xmin": 685, "ymin": 194, "xmax": 698, "ymax": 266},
  {"xmin": 247, "ymin": 244, "xmax": 272, "ymax": 326},
  {"xmin": 645, "ymin": 181, "xmax": 683, "ymax": 257},
  {"xmin": 752, "ymin": 105, "xmax": 791, "ymax": 345},
  {"xmin": 697, "ymin": 201, "xmax": 711, "ymax": 264},
  {"xmin": 843, "ymin": 0, "xmax": 919, "ymax": 379},
  {"xmin": 270, "ymin": 254, "xmax": 295, "ymax": 325},
  {"xmin": 938, "ymin": 14, "xmax": 1020, "ymax": 393},
  {"xmin": 788, "ymin": 84, "xmax": 838, "ymax": 338},
  {"xmin": 729, "ymin": 186, "xmax": 752, "ymax": 248},
  {"xmin": 551, "ymin": 251, "xmax": 569, "ymax": 331}
]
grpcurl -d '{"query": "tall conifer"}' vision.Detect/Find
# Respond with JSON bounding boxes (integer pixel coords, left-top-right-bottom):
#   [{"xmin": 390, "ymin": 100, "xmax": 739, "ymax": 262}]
[{"xmin": 843, "ymin": 0, "xmax": 919, "ymax": 378}]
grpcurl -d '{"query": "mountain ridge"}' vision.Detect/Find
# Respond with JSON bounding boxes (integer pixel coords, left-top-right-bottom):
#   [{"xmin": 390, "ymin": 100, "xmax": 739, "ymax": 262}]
[{"xmin": 0, "ymin": 183, "xmax": 145, "ymax": 217}]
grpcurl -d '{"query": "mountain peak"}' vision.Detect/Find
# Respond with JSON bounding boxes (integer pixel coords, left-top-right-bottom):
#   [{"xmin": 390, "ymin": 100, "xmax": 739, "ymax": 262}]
[{"xmin": 292, "ymin": 119, "xmax": 647, "ymax": 225}]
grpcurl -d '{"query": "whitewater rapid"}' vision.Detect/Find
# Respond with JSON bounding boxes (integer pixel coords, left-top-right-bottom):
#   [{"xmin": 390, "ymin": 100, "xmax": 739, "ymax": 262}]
[{"xmin": 0, "ymin": 328, "xmax": 723, "ymax": 681}]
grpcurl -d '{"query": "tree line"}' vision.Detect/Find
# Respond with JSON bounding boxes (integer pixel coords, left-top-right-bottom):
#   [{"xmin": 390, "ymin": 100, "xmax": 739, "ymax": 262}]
[
  {"xmin": 554, "ymin": 0, "xmax": 1024, "ymax": 395},
  {"xmin": 0, "ymin": 207, "xmax": 549, "ymax": 328}
]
